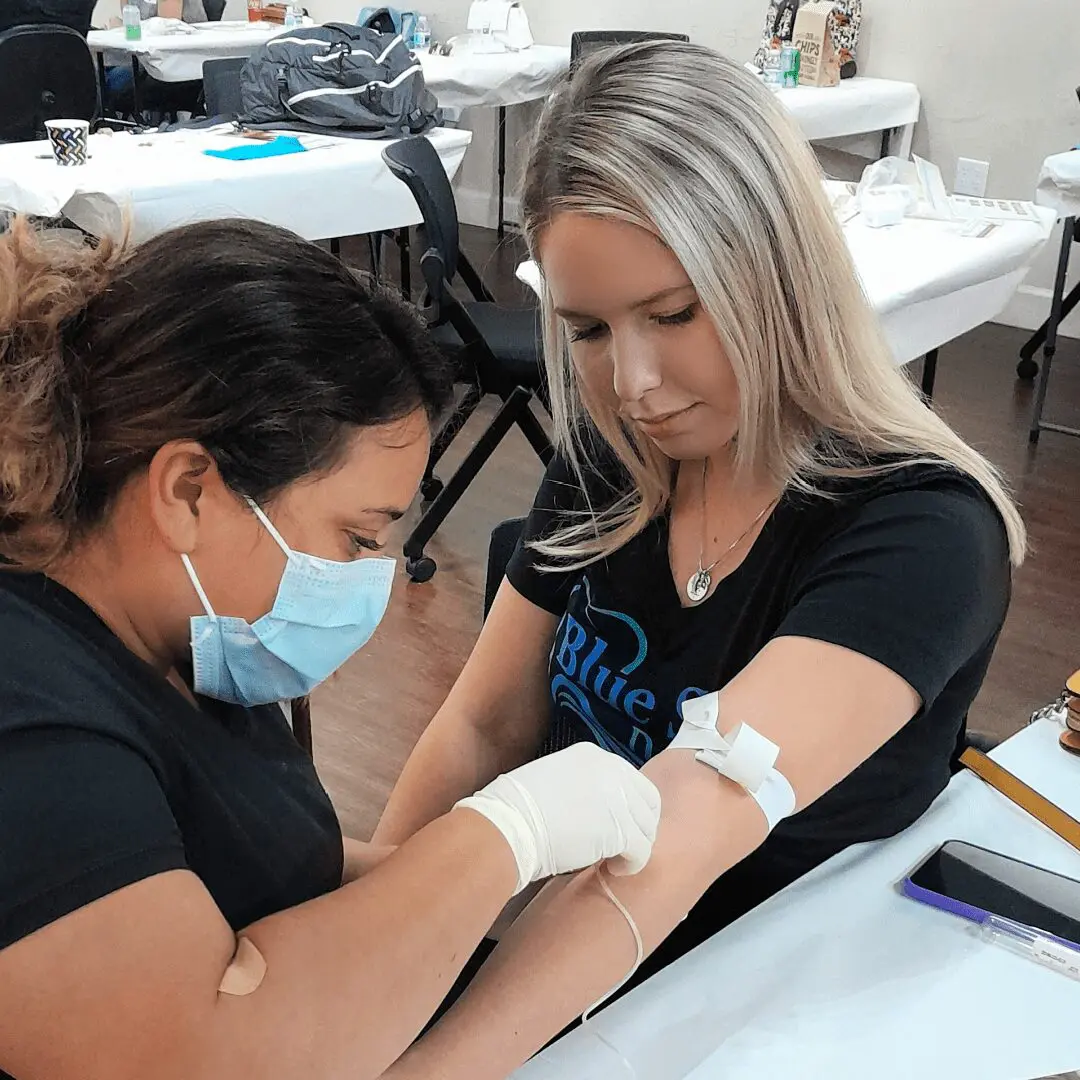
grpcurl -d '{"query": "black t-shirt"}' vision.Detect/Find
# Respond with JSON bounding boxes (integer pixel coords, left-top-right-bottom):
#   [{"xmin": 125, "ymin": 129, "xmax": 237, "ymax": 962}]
[
  {"xmin": 0, "ymin": 572, "xmax": 343, "ymax": 1069},
  {"xmin": 507, "ymin": 449, "xmax": 1011, "ymax": 984},
  {"xmin": 0, "ymin": 0, "xmax": 95, "ymax": 35}
]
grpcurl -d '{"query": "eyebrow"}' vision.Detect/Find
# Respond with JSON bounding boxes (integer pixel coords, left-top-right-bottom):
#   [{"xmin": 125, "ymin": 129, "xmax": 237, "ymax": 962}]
[
  {"xmin": 554, "ymin": 283, "xmax": 695, "ymax": 320},
  {"xmin": 364, "ymin": 507, "xmax": 406, "ymax": 521}
]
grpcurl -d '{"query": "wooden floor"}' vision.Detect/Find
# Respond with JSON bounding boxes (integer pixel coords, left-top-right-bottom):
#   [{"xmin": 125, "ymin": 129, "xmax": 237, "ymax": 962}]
[{"xmin": 315, "ymin": 226, "xmax": 1080, "ymax": 843}]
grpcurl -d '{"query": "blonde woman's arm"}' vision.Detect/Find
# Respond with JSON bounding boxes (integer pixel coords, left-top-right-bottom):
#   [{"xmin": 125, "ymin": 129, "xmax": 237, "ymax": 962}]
[{"xmin": 383, "ymin": 487, "xmax": 1011, "ymax": 1080}]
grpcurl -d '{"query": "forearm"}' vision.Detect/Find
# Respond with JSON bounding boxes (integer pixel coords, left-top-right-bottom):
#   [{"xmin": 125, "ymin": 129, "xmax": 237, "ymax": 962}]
[
  {"xmin": 342, "ymin": 837, "xmax": 396, "ymax": 884},
  {"xmin": 385, "ymin": 754, "xmax": 768, "ymax": 1080},
  {"xmin": 375, "ymin": 717, "xmax": 537, "ymax": 845},
  {"xmin": 208, "ymin": 809, "xmax": 517, "ymax": 1080}
]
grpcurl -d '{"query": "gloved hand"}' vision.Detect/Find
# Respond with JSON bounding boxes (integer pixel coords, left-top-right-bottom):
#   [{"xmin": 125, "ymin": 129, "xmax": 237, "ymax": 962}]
[{"xmin": 454, "ymin": 743, "xmax": 662, "ymax": 895}]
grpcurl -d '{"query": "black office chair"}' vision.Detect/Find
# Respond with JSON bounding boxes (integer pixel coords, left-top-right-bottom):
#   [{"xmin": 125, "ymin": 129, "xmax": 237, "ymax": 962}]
[
  {"xmin": 0, "ymin": 24, "xmax": 98, "ymax": 142},
  {"xmin": 569, "ymin": 29, "xmax": 689, "ymax": 70},
  {"xmin": 201, "ymin": 56, "xmax": 246, "ymax": 118},
  {"xmin": 381, "ymin": 136, "xmax": 553, "ymax": 583}
]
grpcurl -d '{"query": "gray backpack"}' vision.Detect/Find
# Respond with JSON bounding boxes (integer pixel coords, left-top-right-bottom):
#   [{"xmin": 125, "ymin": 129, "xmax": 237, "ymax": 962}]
[{"xmin": 238, "ymin": 23, "xmax": 442, "ymax": 138}]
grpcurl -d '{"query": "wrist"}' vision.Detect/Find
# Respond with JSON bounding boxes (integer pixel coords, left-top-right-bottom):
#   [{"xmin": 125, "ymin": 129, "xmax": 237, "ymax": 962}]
[{"xmin": 449, "ymin": 803, "xmax": 529, "ymax": 895}]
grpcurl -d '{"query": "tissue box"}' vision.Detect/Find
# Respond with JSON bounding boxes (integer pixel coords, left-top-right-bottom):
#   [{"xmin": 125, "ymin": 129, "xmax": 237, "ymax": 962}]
[{"xmin": 792, "ymin": 0, "xmax": 840, "ymax": 87}]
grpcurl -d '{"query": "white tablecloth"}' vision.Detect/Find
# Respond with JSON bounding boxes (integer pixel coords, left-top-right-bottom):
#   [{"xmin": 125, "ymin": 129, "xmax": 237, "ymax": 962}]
[
  {"xmin": 88, "ymin": 23, "xmax": 570, "ymax": 109},
  {"xmin": 1036, "ymin": 149, "xmax": 1080, "ymax": 219},
  {"xmin": 516, "ymin": 196, "xmax": 1054, "ymax": 365},
  {"xmin": 777, "ymin": 76, "xmax": 920, "ymax": 151},
  {"xmin": 514, "ymin": 719, "xmax": 1080, "ymax": 1080},
  {"xmin": 88, "ymin": 20, "xmax": 284, "ymax": 81},
  {"xmin": 0, "ymin": 126, "xmax": 471, "ymax": 242}
]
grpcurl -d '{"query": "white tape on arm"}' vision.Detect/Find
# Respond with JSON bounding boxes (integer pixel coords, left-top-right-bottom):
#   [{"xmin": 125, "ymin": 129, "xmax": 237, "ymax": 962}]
[{"xmin": 669, "ymin": 692, "xmax": 797, "ymax": 832}]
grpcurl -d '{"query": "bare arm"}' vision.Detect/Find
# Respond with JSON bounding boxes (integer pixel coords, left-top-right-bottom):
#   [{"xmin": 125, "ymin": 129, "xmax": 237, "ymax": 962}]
[
  {"xmin": 156, "ymin": 0, "xmax": 183, "ymax": 17},
  {"xmin": 342, "ymin": 836, "xmax": 396, "ymax": 884},
  {"xmin": 374, "ymin": 580, "xmax": 558, "ymax": 845},
  {"xmin": 383, "ymin": 636, "xmax": 921, "ymax": 1079},
  {"xmin": 0, "ymin": 808, "xmax": 517, "ymax": 1080}
]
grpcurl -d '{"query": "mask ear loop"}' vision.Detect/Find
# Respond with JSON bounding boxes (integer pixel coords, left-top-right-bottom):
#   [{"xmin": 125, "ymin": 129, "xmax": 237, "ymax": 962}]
[
  {"xmin": 244, "ymin": 497, "xmax": 293, "ymax": 559},
  {"xmin": 181, "ymin": 553, "xmax": 218, "ymax": 620}
]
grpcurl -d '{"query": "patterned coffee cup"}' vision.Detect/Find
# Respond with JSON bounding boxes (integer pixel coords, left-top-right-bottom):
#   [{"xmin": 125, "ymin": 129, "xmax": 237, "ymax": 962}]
[{"xmin": 45, "ymin": 119, "xmax": 90, "ymax": 166}]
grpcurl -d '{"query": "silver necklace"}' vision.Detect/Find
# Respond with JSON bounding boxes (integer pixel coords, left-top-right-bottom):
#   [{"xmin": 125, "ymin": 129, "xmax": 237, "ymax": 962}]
[{"xmin": 685, "ymin": 461, "xmax": 777, "ymax": 605}]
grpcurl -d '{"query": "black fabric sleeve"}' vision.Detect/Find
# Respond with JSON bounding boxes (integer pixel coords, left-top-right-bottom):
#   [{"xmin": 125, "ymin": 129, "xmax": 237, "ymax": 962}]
[
  {"xmin": 775, "ymin": 479, "xmax": 1011, "ymax": 710},
  {"xmin": 505, "ymin": 452, "xmax": 587, "ymax": 616},
  {"xmin": 0, "ymin": 727, "xmax": 187, "ymax": 953}
]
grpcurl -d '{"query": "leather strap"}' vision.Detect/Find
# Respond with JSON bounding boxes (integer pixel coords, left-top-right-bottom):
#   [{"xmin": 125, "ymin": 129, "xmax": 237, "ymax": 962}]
[{"xmin": 960, "ymin": 746, "xmax": 1080, "ymax": 853}]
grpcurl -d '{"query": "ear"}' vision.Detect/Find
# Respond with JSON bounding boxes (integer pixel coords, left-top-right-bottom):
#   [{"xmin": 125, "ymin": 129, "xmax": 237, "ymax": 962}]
[{"xmin": 145, "ymin": 441, "xmax": 231, "ymax": 554}]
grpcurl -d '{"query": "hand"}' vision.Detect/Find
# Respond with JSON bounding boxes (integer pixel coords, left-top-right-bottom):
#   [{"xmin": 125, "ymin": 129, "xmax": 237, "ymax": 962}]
[
  {"xmin": 455, "ymin": 744, "xmax": 661, "ymax": 894},
  {"xmin": 341, "ymin": 838, "xmax": 396, "ymax": 884}
]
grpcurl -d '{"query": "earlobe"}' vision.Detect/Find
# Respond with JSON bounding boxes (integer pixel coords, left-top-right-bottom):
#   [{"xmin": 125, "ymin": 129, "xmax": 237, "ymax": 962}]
[{"xmin": 145, "ymin": 441, "xmax": 216, "ymax": 554}]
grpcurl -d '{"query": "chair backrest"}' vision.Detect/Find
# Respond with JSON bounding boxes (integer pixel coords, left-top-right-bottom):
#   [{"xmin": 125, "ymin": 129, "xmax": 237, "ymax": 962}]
[
  {"xmin": 202, "ymin": 56, "xmax": 246, "ymax": 118},
  {"xmin": 484, "ymin": 518, "xmax": 526, "ymax": 618},
  {"xmin": 0, "ymin": 24, "xmax": 97, "ymax": 142},
  {"xmin": 569, "ymin": 29, "xmax": 689, "ymax": 68},
  {"xmin": 381, "ymin": 136, "xmax": 460, "ymax": 285},
  {"xmin": 203, "ymin": 0, "xmax": 227, "ymax": 19}
]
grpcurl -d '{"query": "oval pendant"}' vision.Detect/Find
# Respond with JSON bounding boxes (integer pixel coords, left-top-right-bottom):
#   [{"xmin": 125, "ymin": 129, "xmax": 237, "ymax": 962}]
[{"xmin": 686, "ymin": 568, "xmax": 712, "ymax": 604}]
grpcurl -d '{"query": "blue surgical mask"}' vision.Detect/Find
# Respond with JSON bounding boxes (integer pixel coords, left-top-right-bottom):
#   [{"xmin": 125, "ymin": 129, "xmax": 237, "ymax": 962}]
[{"xmin": 181, "ymin": 499, "xmax": 396, "ymax": 706}]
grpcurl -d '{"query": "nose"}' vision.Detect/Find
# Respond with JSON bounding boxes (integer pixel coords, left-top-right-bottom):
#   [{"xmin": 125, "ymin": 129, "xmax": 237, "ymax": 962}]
[{"xmin": 610, "ymin": 330, "xmax": 663, "ymax": 405}]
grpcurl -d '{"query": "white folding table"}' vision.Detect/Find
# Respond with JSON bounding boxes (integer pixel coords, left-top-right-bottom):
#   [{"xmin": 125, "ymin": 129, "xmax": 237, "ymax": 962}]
[
  {"xmin": 86, "ymin": 27, "xmax": 571, "ymax": 239},
  {"xmin": 513, "ymin": 719, "xmax": 1080, "ymax": 1080},
  {"xmin": 517, "ymin": 190, "xmax": 1055, "ymax": 395},
  {"xmin": 776, "ymin": 76, "xmax": 921, "ymax": 159},
  {"xmin": 0, "ymin": 125, "xmax": 471, "ymax": 243},
  {"xmin": 1026, "ymin": 149, "xmax": 1080, "ymax": 443}
]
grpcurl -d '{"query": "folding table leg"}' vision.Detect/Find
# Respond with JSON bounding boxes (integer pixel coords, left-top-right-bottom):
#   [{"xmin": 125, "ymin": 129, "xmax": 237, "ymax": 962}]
[
  {"xmin": 1030, "ymin": 217, "xmax": 1078, "ymax": 443},
  {"xmin": 920, "ymin": 348, "xmax": 939, "ymax": 400},
  {"xmin": 397, "ymin": 228, "xmax": 411, "ymax": 299},
  {"xmin": 497, "ymin": 105, "xmax": 507, "ymax": 239}
]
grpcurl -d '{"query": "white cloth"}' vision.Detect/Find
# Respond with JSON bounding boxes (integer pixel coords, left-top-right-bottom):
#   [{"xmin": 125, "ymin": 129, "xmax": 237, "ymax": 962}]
[
  {"xmin": 88, "ymin": 22, "xmax": 571, "ymax": 104},
  {"xmin": 775, "ymin": 76, "xmax": 920, "ymax": 143},
  {"xmin": 420, "ymin": 45, "xmax": 570, "ymax": 111},
  {"xmin": 456, "ymin": 743, "xmax": 661, "ymax": 895},
  {"xmin": 513, "ymin": 720, "xmax": 1080, "ymax": 1080},
  {"xmin": 88, "ymin": 20, "xmax": 288, "ymax": 81},
  {"xmin": 0, "ymin": 126, "xmax": 472, "ymax": 243},
  {"xmin": 516, "ymin": 191, "xmax": 1055, "ymax": 365},
  {"xmin": 1035, "ymin": 149, "xmax": 1080, "ymax": 219}
]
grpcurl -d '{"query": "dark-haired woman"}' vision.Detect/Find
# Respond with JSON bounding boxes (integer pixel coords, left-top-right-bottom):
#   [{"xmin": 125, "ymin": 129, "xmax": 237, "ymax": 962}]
[{"xmin": 0, "ymin": 218, "xmax": 661, "ymax": 1080}]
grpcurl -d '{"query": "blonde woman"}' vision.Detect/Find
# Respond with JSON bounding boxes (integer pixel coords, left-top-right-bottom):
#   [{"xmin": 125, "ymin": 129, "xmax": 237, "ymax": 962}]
[{"xmin": 376, "ymin": 41, "xmax": 1023, "ymax": 1078}]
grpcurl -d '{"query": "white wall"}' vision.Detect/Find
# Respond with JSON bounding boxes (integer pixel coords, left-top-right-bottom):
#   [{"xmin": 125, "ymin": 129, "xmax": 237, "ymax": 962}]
[{"xmin": 94, "ymin": 0, "xmax": 1080, "ymax": 334}]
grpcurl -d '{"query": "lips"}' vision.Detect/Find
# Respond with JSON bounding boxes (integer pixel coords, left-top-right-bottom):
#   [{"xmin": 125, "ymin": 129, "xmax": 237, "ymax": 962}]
[{"xmin": 630, "ymin": 404, "xmax": 697, "ymax": 430}]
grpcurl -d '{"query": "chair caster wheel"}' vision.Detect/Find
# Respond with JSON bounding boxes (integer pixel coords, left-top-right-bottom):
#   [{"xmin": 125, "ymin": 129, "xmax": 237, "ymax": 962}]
[
  {"xmin": 406, "ymin": 555, "xmax": 437, "ymax": 583},
  {"xmin": 420, "ymin": 476, "xmax": 444, "ymax": 503},
  {"xmin": 1017, "ymin": 358, "xmax": 1039, "ymax": 380}
]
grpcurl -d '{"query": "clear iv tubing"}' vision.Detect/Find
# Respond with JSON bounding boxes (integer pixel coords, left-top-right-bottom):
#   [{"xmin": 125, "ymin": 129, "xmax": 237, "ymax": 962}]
[{"xmin": 980, "ymin": 915, "xmax": 1080, "ymax": 981}]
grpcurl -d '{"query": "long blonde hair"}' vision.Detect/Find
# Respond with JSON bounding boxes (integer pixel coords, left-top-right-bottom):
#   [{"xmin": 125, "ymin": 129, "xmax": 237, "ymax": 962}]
[{"xmin": 520, "ymin": 41, "xmax": 1025, "ymax": 566}]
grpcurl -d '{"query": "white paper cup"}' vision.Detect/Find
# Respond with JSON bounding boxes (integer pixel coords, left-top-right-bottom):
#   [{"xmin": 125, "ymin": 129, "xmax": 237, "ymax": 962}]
[{"xmin": 45, "ymin": 119, "xmax": 90, "ymax": 166}]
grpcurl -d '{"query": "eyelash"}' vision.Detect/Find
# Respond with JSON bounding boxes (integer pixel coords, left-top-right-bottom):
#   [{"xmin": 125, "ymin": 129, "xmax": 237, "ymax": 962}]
[
  {"xmin": 347, "ymin": 532, "xmax": 384, "ymax": 554},
  {"xmin": 568, "ymin": 304, "xmax": 698, "ymax": 343}
]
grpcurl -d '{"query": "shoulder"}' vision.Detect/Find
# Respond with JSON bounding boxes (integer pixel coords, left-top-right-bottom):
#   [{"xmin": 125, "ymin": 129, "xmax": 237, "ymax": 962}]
[
  {"xmin": 0, "ymin": 574, "xmax": 159, "ymax": 748},
  {"xmin": 795, "ymin": 459, "xmax": 1009, "ymax": 564}
]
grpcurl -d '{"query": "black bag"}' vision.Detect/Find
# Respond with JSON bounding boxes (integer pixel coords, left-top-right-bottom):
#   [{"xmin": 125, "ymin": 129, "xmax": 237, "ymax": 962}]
[{"xmin": 238, "ymin": 22, "xmax": 442, "ymax": 138}]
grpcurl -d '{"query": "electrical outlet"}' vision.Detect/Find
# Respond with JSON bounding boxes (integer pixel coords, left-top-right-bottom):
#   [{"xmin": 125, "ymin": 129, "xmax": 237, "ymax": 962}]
[{"xmin": 954, "ymin": 157, "xmax": 990, "ymax": 198}]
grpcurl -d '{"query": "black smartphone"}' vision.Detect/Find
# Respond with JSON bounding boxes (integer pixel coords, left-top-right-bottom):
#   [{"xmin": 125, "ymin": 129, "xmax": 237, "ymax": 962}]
[{"xmin": 901, "ymin": 839, "xmax": 1080, "ymax": 947}]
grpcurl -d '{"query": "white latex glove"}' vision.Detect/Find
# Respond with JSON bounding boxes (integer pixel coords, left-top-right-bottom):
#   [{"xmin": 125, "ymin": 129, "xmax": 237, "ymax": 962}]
[{"xmin": 455, "ymin": 743, "xmax": 661, "ymax": 895}]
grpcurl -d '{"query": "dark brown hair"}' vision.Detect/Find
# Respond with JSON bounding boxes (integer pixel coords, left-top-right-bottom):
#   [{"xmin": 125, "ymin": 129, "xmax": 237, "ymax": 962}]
[{"xmin": 0, "ymin": 217, "xmax": 453, "ymax": 570}]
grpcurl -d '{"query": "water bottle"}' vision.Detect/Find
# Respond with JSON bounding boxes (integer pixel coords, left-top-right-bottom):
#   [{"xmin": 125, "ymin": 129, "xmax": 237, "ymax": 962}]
[
  {"xmin": 411, "ymin": 15, "xmax": 431, "ymax": 51},
  {"xmin": 122, "ymin": 1, "xmax": 141, "ymax": 41},
  {"xmin": 283, "ymin": 2, "xmax": 302, "ymax": 28}
]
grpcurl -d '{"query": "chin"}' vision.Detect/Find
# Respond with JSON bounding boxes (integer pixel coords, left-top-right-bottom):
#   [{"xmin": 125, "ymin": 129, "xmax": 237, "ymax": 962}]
[{"xmin": 642, "ymin": 422, "xmax": 737, "ymax": 461}]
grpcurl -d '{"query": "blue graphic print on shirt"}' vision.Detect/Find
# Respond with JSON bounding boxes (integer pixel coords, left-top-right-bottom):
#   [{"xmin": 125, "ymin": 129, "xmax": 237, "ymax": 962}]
[{"xmin": 549, "ymin": 577, "xmax": 708, "ymax": 766}]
